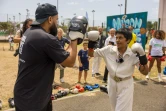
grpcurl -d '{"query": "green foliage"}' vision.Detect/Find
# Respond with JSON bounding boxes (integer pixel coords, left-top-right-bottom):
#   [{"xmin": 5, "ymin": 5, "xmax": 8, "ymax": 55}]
[
  {"xmin": 147, "ymin": 21, "xmax": 153, "ymax": 29},
  {"xmin": 58, "ymin": 25, "xmax": 68, "ymax": 33},
  {"xmin": 147, "ymin": 21, "xmax": 158, "ymax": 30},
  {"xmin": 0, "ymin": 22, "xmax": 14, "ymax": 35}
]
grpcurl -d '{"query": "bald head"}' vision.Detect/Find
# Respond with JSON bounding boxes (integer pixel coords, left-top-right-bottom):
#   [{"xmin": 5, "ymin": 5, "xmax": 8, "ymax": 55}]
[
  {"xmin": 109, "ymin": 28, "xmax": 116, "ymax": 37},
  {"xmin": 98, "ymin": 27, "xmax": 103, "ymax": 34}
]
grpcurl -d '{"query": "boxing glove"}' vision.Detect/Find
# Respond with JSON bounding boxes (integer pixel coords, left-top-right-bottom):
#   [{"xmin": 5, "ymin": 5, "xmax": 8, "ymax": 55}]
[
  {"xmin": 68, "ymin": 16, "xmax": 88, "ymax": 45},
  {"xmin": 87, "ymin": 31, "xmax": 100, "ymax": 57},
  {"xmin": 87, "ymin": 31, "xmax": 100, "ymax": 49},
  {"xmin": 131, "ymin": 43, "xmax": 147, "ymax": 65},
  {"xmin": 75, "ymin": 84, "xmax": 81, "ymax": 89},
  {"xmin": 160, "ymin": 54, "xmax": 166, "ymax": 61},
  {"xmin": 70, "ymin": 88, "xmax": 79, "ymax": 94},
  {"xmin": 63, "ymin": 88, "xmax": 70, "ymax": 94},
  {"xmin": 8, "ymin": 98, "xmax": 15, "ymax": 108},
  {"xmin": 147, "ymin": 54, "xmax": 152, "ymax": 61}
]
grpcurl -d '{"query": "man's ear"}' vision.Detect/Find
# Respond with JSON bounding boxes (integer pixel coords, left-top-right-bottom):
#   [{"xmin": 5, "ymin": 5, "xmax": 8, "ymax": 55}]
[{"xmin": 48, "ymin": 16, "xmax": 52, "ymax": 24}]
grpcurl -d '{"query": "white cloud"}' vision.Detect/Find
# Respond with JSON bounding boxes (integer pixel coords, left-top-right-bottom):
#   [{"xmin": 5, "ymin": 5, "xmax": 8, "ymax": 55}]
[
  {"xmin": 153, "ymin": 0, "xmax": 159, "ymax": 3},
  {"xmin": 152, "ymin": 7, "xmax": 158, "ymax": 15},
  {"xmin": 80, "ymin": 8, "xmax": 84, "ymax": 11},
  {"xmin": 88, "ymin": 0, "xmax": 105, "ymax": 2},
  {"xmin": 67, "ymin": 2, "xmax": 79, "ymax": 5},
  {"xmin": 149, "ymin": 7, "xmax": 158, "ymax": 19}
]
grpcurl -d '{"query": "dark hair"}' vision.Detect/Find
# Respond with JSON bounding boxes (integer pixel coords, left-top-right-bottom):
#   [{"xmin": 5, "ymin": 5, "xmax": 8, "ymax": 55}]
[
  {"xmin": 22, "ymin": 18, "xmax": 33, "ymax": 34},
  {"xmin": 153, "ymin": 30, "xmax": 165, "ymax": 40},
  {"xmin": 116, "ymin": 28, "xmax": 132, "ymax": 41}
]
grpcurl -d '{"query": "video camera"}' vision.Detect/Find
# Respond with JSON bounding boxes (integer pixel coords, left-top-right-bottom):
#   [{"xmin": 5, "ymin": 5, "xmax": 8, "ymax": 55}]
[{"xmin": 13, "ymin": 48, "xmax": 19, "ymax": 57}]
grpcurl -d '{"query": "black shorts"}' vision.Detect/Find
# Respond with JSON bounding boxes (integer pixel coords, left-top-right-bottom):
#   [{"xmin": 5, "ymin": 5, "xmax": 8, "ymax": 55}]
[
  {"xmin": 79, "ymin": 63, "xmax": 89, "ymax": 71},
  {"xmin": 15, "ymin": 100, "xmax": 52, "ymax": 111},
  {"xmin": 151, "ymin": 56, "xmax": 162, "ymax": 58}
]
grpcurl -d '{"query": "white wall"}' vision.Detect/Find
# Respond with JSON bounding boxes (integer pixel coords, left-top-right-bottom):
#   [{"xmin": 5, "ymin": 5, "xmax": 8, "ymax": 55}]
[{"xmin": 158, "ymin": 0, "xmax": 166, "ymax": 32}]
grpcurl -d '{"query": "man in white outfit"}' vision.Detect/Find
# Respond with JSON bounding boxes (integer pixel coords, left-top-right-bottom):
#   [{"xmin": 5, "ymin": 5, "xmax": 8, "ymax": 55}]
[
  {"xmin": 92, "ymin": 27, "xmax": 106, "ymax": 76},
  {"xmin": 88, "ymin": 28, "xmax": 148, "ymax": 111},
  {"xmin": 103, "ymin": 28, "xmax": 116, "ymax": 83}
]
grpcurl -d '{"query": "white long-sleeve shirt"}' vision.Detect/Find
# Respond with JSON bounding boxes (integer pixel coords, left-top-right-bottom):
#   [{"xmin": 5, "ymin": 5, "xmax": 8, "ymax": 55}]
[
  {"xmin": 104, "ymin": 36, "xmax": 116, "ymax": 46},
  {"xmin": 94, "ymin": 46, "xmax": 139, "ymax": 78}
]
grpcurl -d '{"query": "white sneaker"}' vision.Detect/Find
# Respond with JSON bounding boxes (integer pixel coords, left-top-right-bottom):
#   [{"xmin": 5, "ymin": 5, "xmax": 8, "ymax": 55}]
[
  {"xmin": 158, "ymin": 75, "xmax": 163, "ymax": 82},
  {"xmin": 146, "ymin": 75, "xmax": 149, "ymax": 79},
  {"xmin": 60, "ymin": 78, "xmax": 65, "ymax": 83}
]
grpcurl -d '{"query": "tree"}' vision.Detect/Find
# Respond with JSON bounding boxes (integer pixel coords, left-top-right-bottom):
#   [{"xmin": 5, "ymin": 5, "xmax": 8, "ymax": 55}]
[
  {"xmin": 0, "ymin": 22, "xmax": 14, "ymax": 34},
  {"xmin": 152, "ymin": 21, "xmax": 158, "ymax": 30},
  {"xmin": 147, "ymin": 21, "xmax": 153, "ymax": 29}
]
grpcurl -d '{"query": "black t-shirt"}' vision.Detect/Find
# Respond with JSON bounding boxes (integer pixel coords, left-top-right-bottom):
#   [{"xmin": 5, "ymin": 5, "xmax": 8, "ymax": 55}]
[{"xmin": 14, "ymin": 26, "xmax": 69, "ymax": 111}]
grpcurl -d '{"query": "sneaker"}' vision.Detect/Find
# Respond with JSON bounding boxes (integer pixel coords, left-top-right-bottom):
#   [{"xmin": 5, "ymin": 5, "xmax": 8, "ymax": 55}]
[
  {"xmin": 145, "ymin": 75, "xmax": 149, "ymax": 80},
  {"xmin": 102, "ymin": 80, "xmax": 107, "ymax": 83},
  {"xmin": 84, "ymin": 81, "xmax": 88, "ymax": 84},
  {"xmin": 158, "ymin": 75, "xmax": 163, "ymax": 82},
  {"xmin": 60, "ymin": 78, "xmax": 65, "ymax": 83},
  {"xmin": 96, "ymin": 73, "xmax": 101, "ymax": 76},
  {"xmin": 77, "ymin": 81, "xmax": 81, "ymax": 84}
]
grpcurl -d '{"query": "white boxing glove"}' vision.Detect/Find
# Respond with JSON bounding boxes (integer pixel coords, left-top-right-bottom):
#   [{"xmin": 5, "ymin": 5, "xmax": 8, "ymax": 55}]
[
  {"xmin": 87, "ymin": 31, "xmax": 100, "ymax": 41},
  {"xmin": 131, "ymin": 43, "xmax": 147, "ymax": 65},
  {"xmin": 87, "ymin": 31, "xmax": 100, "ymax": 57},
  {"xmin": 87, "ymin": 31, "xmax": 100, "ymax": 49},
  {"xmin": 131, "ymin": 43, "xmax": 145, "ymax": 56}
]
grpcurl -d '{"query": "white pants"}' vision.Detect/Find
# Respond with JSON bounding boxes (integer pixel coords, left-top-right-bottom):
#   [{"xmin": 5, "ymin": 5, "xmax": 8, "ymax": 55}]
[
  {"xmin": 92, "ymin": 56, "xmax": 101, "ymax": 74},
  {"xmin": 107, "ymin": 76, "xmax": 134, "ymax": 111}
]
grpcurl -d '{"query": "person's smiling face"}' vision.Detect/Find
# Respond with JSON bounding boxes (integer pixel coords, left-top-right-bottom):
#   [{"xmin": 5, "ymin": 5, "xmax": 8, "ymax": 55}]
[{"xmin": 116, "ymin": 33, "xmax": 129, "ymax": 49}]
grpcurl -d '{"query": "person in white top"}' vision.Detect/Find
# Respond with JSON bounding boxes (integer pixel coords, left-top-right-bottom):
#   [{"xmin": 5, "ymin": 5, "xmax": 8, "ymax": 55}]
[
  {"xmin": 92, "ymin": 27, "xmax": 106, "ymax": 76},
  {"xmin": 104, "ymin": 28, "xmax": 116, "ymax": 46},
  {"xmin": 87, "ymin": 28, "xmax": 148, "ymax": 111},
  {"xmin": 103, "ymin": 28, "xmax": 116, "ymax": 83},
  {"xmin": 146, "ymin": 30, "xmax": 166, "ymax": 82}
]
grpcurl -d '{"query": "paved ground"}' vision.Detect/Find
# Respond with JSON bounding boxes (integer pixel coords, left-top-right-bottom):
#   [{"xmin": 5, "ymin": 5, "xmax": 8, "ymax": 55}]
[
  {"xmin": 52, "ymin": 79, "xmax": 166, "ymax": 111},
  {"xmin": 5, "ymin": 79, "xmax": 166, "ymax": 111}
]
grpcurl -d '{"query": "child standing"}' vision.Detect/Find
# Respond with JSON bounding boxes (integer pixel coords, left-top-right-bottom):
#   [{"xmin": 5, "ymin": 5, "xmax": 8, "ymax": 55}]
[
  {"xmin": 78, "ymin": 42, "xmax": 90, "ymax": 84},
  {"xmin": 146, "ymin": 30, "xmax": 166, "ymax": 82}
]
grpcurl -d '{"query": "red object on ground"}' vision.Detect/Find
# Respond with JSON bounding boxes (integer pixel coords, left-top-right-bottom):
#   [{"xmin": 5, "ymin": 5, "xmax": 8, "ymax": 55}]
[
  {"xmin": 147, "ymin": 55, "xmax": 152, "ymax": 61},
  {"xmin": 160, "ymin": 56, "xmax": 166, "ymax": 61},
  {"xmin": 78, "ymin": 87, "xmax": 84, "ymax": 92},
  {"xmin": 75, "ymin": 84, "xmax": 81, "ymax": 89}
]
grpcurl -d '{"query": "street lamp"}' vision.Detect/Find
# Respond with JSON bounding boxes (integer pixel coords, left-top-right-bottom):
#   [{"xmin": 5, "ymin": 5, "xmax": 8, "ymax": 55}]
[
  {"xmin": 92, "ymin": 10, "xmax": 95, "ymax": 27},
  {"xmin": 124, "ymin": 0, "xmax": 127, "ymax": 15},
  {"xmin": 13, "ymin": 16, "xmax": 15, "ymax": 23},
  {"xmin": 118, "ymin": 4, "xmax": 123, "ymax": 15},
  {"xmin": 57, "ymin": 0, "xmax": 58, "ymax": 11},
  {"xmin": 37, "ymin": 3, "xmax": 40, "ymax": 6},
  {"xmin": 9, "ymin": 18, "xmax": 11, "ymax": 22},
  {"xmin": 19, "ymin": 13, "xmax": 21, "ymax": 23},
  {"xmin": 13, "ymin": 16, "xmax": 16, "ymax": 33},
  {"xmin": 26, "ymin": 9, "xmax": 29, "ymax": 19}
]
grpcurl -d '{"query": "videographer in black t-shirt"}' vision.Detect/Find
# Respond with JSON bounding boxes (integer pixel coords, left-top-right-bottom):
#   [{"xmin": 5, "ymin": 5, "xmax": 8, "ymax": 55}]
[{"xmin": 14, "ymin": 3, "xmax": 88, "ymax": 111}]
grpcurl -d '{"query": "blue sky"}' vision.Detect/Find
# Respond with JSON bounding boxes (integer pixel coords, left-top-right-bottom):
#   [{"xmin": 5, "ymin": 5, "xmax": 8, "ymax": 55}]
[{"xmin": 0, "ymin": 0, "xmax": 159, "ymax": 26}]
